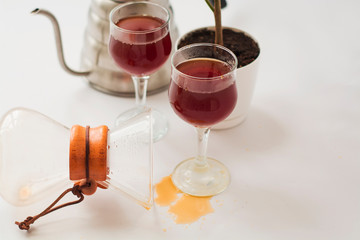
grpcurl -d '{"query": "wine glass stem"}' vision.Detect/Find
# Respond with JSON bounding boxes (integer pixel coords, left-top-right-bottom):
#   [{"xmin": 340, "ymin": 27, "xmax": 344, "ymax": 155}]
[
  {"xmin": 132, "ymin": 76, "xmax": 149, "ymax": 107},
  {"xmin": 195, "ymin": 127, "xmax": 211, "ymax": 167}
]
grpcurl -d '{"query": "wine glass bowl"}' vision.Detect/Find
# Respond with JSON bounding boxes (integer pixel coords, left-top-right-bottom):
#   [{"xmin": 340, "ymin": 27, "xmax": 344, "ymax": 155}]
[
  {"xmin": 169, "ymin": 58, "xmax": 237, "ymax": 127},
  {"xmin": 169, "ymin": 43, "xmax": 238, "ymax": 196},
  {"xmin": 109, "ymin": 3, "xmax": 171, "ymax": 76},
  {"xmin": 109, "ymin": 2, "xmax": 172, "ymax": 141}
]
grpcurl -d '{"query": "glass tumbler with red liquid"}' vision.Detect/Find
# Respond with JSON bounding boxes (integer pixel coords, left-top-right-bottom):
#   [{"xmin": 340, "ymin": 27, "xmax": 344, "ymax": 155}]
[
  {"xmin": 169, "ymin": 43, "xmax": 238, "ymax": 196},
  {"xmin": 109, "ymin": 2, "xmax": 172, "ymax": 141}
]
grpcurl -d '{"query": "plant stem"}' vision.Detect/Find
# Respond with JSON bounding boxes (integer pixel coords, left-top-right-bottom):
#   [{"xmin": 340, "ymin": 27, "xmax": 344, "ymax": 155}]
[
  {"xmin": 214, "ymin": 0, "xmax": 223, "ymax": 45},
  {"xmin": 205, "ymin": 0, "xmax": 215, "ymax": 12},
  {"xmin": 195, "ymin": 127, "xmax": 211, "ymax": 167},
  {"xmin": 132, "ymin": 75, "xmax": 149, "ymax": 106}
]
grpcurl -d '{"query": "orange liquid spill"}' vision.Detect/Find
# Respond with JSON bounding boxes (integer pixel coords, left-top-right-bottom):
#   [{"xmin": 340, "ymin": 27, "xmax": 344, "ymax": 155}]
[
  {"xmin": 155, "ymin": 175, "xmax": 180, "ymax": 206},
  {"xmin": 155, "ymin": 176, "xmax": 214, "ymax": 224}
]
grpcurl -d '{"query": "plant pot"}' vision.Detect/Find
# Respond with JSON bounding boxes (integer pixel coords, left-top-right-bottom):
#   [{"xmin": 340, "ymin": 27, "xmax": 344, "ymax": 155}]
[{"xmin": 176, "ymin": 26, "xmax": 260, "ymax": 129}]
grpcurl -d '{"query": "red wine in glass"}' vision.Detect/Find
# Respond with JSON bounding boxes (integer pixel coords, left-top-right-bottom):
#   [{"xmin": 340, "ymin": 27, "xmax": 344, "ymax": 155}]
[
  {"xmin": 169, "ymin": 58, "xmax": 237, "ymax": 127},
  {"xmin": 109, "ymin": 16, "xmax": 172, "ymax": 76}
]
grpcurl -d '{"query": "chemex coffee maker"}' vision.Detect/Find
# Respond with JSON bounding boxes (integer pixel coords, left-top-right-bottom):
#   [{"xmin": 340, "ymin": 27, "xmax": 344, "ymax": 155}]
[{"xmin": 31, "ymin": 0, "xmax": 179, "ymax": 97}]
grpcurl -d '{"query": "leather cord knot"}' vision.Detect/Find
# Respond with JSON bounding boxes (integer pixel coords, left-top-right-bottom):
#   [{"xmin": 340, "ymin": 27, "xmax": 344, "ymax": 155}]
[
  {"xmin": 71, "ymin": 184, "xmax": 83, "ymax": 198},
  {"xmin": 16, "ymin": 216, "xmax": 34, "ymax": 230}
]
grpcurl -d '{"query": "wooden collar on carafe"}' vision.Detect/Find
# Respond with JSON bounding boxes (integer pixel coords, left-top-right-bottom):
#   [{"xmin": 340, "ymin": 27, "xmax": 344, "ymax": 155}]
[{"xmin": 69, "ymin": 125, "xmax": 108, "ymax": 195}]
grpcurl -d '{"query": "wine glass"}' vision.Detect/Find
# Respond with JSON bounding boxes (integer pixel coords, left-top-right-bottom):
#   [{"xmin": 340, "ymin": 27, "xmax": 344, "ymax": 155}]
[
  {"xmin": 109, "ymin": 1, "xmax": 172, "ymax": 141},
  {"xmin": 169, "ymin": 43, "xmax": 238, "ymax": 196}
]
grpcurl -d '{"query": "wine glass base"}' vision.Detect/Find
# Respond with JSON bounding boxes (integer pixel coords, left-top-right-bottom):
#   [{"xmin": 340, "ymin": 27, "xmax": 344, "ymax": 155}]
[
  {"xmin": 171, "ymin": 157, "xmax": 230, "ymax": 197},
  {"xmin": 115, "ymin": 106, "xmax": 168, "ymax": 142}
]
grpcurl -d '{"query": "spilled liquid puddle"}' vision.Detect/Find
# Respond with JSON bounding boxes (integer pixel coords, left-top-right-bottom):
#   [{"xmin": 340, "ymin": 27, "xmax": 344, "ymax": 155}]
[
  {"xmin": 155, "ymin": 175, "xmax": 214, "ymax": 224},
  {"xmin": 155, "ymin": 175, "xmax": 180, "ymax": 206}
]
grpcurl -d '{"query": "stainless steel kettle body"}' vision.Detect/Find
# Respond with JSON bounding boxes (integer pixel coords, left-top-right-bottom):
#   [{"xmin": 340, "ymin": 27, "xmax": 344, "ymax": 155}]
[{"xmin": 32, "ymin": 0, "xmax": 179, "ymax": 97}]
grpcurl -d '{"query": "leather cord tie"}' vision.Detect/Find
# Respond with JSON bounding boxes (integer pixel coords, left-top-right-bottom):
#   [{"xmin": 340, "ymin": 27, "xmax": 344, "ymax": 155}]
[{"xmin": 15, "ymin": 181, "xmax": 89, "ymax": 230}]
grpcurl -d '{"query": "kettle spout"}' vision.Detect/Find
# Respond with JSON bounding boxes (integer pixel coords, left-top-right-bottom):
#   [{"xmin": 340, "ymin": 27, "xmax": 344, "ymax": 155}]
[{"xmin": 31, "ymin": 8, "xmax": 91, "ymax": 77}]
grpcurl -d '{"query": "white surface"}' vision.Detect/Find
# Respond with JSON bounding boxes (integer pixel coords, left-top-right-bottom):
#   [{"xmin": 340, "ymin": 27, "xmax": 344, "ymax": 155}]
[{"xmin": 1, "ymin": 0, "xmax": 360, "ymax": 239}]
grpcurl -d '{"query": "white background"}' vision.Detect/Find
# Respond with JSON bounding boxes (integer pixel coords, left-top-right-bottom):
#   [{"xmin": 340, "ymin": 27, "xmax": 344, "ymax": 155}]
[{"xmin": 0, "ymin": 0, "xmax": 360, "ymax": 239}]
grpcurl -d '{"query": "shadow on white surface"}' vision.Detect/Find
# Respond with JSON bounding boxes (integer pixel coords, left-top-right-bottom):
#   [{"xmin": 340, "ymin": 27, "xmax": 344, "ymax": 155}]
[{"xmin": 231, "ymin": 184, "xmax": 318, "ymax": 233}]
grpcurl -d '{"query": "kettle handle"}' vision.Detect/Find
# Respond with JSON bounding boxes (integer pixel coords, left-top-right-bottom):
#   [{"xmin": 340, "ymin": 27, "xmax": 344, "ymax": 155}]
[{"xmin": 31, "ymin": 8, "xmax": 91, "ymax": 77}]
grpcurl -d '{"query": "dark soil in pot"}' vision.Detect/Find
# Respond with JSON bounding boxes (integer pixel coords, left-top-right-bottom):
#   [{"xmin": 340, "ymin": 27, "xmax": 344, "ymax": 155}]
[{"xmin": 177, "ymin": 28, "xmax": 260, "ymax": 68}]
